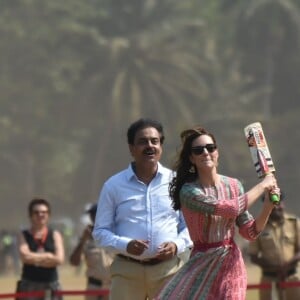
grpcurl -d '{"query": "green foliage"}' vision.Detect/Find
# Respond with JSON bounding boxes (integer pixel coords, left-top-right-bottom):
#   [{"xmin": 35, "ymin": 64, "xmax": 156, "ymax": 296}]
[{"xmin": 0, "ymin": 0, "xmax": 300, "ymax": 228}]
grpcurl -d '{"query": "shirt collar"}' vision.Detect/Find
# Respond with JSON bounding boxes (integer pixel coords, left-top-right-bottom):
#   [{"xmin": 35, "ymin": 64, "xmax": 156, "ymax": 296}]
[{"xmin": 126, "ymin": 162, "xmax": 163, "ymax": 181}]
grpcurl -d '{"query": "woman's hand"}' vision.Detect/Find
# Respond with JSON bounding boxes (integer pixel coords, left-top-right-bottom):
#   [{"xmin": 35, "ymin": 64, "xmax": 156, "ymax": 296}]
[{"xmin": 261, "ymin": 173, "xmax": 277, "ymax": 191}]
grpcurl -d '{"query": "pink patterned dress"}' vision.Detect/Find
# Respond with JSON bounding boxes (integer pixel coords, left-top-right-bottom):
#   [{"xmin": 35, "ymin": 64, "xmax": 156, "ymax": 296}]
[{"xmin": 154, "ymin": 175, "xmax": 260, "ymax": 300}]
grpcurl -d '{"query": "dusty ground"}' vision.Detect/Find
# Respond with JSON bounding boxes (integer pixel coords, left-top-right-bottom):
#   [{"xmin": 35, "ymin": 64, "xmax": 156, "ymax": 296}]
[
  {"xmin": 0, "ymin": 263, "xmax": 261, "ymax": 300},
  {"xmin": 0, "ymin": 265, "xmax": 86, "ymax": 300}
]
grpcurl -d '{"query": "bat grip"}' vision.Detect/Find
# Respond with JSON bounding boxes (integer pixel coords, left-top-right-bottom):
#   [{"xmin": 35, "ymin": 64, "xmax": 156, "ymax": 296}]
[
  {"xmin": 270, "ymin": 193, "xmax": 280, "ymax": 204},
  {"xmin": 264, "ymin": 173, "xmax": 280, "ymax": 204}
]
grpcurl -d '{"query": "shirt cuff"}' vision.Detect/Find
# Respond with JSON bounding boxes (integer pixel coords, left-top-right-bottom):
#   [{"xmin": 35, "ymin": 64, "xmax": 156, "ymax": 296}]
[
  {"xmin": 115, "ymin": 237, "xmax": 132, "ymax": 253},
  {"xmin": 173, "ymin": 239, "xmax": 192, "ymax": 255}
]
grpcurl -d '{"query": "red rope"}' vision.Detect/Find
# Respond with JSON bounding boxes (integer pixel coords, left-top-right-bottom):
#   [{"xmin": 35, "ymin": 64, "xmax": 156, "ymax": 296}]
[
  {"xmin": 1, "ymin": 283, "xmax": 300, "ymax": 299},
  {"xmin": 247, "ymin": 283, "xmax": 272, "ymax": 290},
  {"xmin": 248, "ymin": 281, "xmax": 300, "ymax": 289},
  {"xmin": 0, "ymin": 291, "xmax": 44, "ymax": 299},
  {"xmin": 0, "ymin": 289, "xmax": 109, "ymax": 299},
  {"xmin": 279, "ymin": 281, "xmax": 300, "ymax": 288},
  {"xmin": 55, "ymin": 289, "xmax": 110, "ymax": 296}
]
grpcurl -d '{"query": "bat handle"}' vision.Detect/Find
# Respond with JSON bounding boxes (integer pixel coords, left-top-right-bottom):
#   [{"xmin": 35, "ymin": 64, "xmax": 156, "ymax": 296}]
[
  {"xmin": 270, "ymin": 193, "xmax": 280, "ymax": 204},
  {"xmin": 265, "ymin": 173, "xmax": 280, "ymax": 204}
]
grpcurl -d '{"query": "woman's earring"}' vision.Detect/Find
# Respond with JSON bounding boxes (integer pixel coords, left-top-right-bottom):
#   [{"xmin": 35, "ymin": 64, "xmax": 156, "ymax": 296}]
[{"xmin": 189, "ymin": 165, "xmax": 195, "ymax": 173}]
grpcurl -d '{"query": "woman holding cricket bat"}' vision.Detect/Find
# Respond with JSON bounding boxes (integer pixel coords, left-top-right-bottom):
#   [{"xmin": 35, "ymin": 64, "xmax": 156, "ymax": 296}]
[{"xmin": 154, "ymin": 126, "xmax": 279, "ymax": 300}]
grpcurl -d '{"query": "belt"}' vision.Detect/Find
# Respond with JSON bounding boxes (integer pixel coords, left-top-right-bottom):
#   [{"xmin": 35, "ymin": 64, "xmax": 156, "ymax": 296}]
[
  {"xmin": 88, "ymin": 277, "xmax": 103, "ymax": 286},
  {"xmin": 193, "ymin": 239, "xmax": 234, "ymax": 252},
  {"xmin": 117, "ymin": 254, "xmax": 163, "ymax": 266},
  {"xmin": 263, "ymin": 268, "xmax": 296, "ymax": 278}
]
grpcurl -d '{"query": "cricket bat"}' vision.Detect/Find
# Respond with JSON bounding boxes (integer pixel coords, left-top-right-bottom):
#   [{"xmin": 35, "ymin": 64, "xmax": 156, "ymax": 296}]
[{"xmin": 244, "ymin": 122, "xmax": 280, "ymax": 204}]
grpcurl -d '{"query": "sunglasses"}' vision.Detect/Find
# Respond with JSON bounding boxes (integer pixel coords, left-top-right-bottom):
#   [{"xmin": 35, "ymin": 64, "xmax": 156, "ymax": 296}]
[
  {"xmin": 191, "ymin": 144, "xmax": 217, "ymax": 155},
  {"xmin": 32, "ymin": 210, "xmax": 49, "ymax": 215}
]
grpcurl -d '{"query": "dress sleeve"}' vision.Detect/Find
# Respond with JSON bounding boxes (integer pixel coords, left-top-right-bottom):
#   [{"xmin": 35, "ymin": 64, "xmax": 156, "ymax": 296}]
[
  {"xmin": 180, "ymin": 180, "xmax": 248, "ymax": 218},
  {"xmin": 237, "ymin": 211, "xmax": 260, "ymax": 241}
]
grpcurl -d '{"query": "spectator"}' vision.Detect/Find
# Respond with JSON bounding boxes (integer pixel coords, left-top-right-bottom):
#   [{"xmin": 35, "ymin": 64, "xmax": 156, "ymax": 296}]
[
  {"xmin": 70, "ymin": 203, "xmax": 114, "ymax": 300},
  {"xmin": 16, "ymin": 198, "xmax": 64, "ymax": 300},
  {"xmin": 0, "ymin": 229, "xmax": 20, "ymax": 275},
  {"xmin": 249, "ymin": 192, "xmax": 300, "ymax": 300},
  {"xmin": 93, "ymin": 118, "xmax": 192, "ymax": 300}
]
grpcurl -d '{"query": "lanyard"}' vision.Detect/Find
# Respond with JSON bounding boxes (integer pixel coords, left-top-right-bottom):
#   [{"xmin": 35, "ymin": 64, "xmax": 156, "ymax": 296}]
[{"xmin": 32, "ymin": 227, "xmax": 48, "ymax": 252}]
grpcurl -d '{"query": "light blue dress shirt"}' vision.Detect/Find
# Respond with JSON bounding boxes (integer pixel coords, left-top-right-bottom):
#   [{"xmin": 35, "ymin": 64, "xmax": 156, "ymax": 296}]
[{"xmin": 92, "ymin": 162, "xmax": 192, "ymax": 260}]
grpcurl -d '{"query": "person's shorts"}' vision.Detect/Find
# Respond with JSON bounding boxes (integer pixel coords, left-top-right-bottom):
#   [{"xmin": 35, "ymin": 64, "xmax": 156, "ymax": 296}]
[{"xmin": 15, "ymin": 279, "xmax": 62, "ymax": 300}]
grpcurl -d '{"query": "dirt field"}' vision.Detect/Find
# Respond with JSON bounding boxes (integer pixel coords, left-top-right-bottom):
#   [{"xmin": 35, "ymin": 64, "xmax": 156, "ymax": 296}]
[
  {"xmin": 0, "ymin": 265, "xmax": 86, "ymax": 300},
  {"xmin": 0, "ymin": 263, "xmax": 261, "ymax": 300}
]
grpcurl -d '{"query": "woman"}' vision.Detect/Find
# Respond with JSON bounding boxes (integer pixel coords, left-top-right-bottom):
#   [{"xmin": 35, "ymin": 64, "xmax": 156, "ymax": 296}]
[
  {"xmin": 154, "ymin": 126, "xmax": 279, "ymax": 300},
  {"xmin": 16, "ymin": 198, "xmax": 65, "ymax": 300}
]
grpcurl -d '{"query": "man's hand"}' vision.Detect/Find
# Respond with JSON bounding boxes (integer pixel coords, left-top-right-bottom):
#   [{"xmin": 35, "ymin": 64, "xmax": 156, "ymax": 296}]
[
  {"xmin": 156, "ymin": 242, "xmax": 177, "ymax": 261},
  {"xmin": 81, "ymin": 225, "xmax": 93, "ymax": 243},
  {"xmin": 279, "ymin": 260, "xmax": 298, "ymax": 280},
  {"xmin": 126, "ymin": 239, "xmax": 149, "ymax": 256}
]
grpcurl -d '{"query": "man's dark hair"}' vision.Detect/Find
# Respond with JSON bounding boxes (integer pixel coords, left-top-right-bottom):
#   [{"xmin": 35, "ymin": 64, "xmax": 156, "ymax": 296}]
[
  {"xmin": 28, "ymin": 198, "xmax": 51, "ymax": 216},
  {"xmin": 86, "ymin": 203, "xmax": 97, "ymax": 216},
  {"xmin": 127, "ymin": 118, "xmax": 165, "ymax": 145}
]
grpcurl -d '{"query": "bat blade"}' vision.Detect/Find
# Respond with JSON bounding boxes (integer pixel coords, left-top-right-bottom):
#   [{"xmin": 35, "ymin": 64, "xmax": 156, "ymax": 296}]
[
  {"xmin": 244, "ymin": 122, "xmax": 279, "ymax": 204},
  {"xmin": 244, "ymin": 122, "xmax": 275, "ymax": 178}
]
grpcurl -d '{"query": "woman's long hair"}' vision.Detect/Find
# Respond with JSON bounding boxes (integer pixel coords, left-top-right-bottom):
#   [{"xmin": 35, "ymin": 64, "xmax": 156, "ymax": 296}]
[{"xmin": 169, "ymin": 126, "xmax": 217, "ymax": 210}]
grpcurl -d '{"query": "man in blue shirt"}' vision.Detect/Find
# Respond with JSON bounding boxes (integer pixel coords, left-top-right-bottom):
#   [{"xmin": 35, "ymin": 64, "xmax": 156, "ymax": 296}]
[{"xmin": 93, "ymin": 118, "xmax": 192, "ymax": 300}]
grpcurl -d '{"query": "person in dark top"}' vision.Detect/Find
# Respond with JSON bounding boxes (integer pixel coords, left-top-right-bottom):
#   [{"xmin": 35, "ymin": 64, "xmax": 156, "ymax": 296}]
[{"xmin": 16, "ymin": 198, "xmax": 65, "ymax": 300}]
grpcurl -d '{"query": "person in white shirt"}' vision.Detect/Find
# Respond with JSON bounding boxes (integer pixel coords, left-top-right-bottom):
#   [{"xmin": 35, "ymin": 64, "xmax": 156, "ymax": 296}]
[{"xmin": 93, "ymin": 118, "xmax": 192, "ymax": 300}]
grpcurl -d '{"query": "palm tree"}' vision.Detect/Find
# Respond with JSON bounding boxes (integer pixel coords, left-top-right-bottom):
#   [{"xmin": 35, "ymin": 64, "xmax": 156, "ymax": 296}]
[
  {"xmin": 71, "ymin": 0, "xmax": 210, "ymax": 125},
  {"xmin": 230, "ymin": 0, "xmax": 300, "ymax": 119},
  {"xmin": 58, "ymin": 0, "xmax": 212, "ymax": 197}
]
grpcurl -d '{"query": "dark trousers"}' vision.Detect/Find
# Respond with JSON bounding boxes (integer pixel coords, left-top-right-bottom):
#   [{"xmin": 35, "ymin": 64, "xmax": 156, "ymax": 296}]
[{"xmin": 15, "ymin": 279, "xmax": 62, "ymax": 300}]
